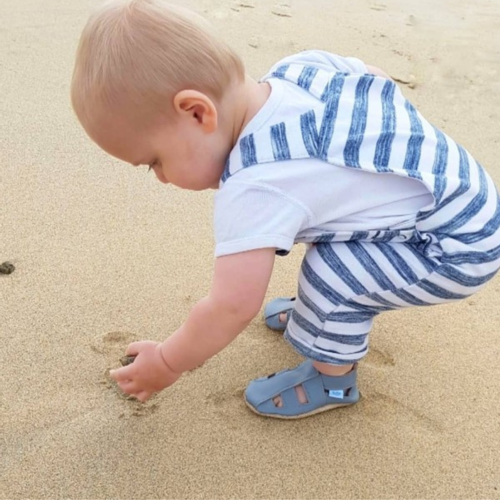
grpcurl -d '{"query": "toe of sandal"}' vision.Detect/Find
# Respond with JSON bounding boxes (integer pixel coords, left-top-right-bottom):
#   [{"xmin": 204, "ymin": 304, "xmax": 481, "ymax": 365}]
[{"xmin": 264, "ymin": 297, "xmax": 295, "ymax": 331}]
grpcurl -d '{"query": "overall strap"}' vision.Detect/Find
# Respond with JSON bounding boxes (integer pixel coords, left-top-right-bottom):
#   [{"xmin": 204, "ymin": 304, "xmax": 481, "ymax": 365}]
[{"xmin": 222, "ymin": 63, "xmax": 386, "ymax": 182}]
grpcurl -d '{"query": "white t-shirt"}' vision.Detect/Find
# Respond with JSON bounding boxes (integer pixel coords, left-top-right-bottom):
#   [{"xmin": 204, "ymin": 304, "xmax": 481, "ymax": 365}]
[{"xmin": 214, "ymin": 51, "xmax": 434, "ymax": 257}]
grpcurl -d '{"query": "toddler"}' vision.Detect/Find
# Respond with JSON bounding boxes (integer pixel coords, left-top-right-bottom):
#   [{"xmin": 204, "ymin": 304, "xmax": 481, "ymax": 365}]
[{"xmin": 71, "ymin": 0, "xmax": 500, "ymax": 418}]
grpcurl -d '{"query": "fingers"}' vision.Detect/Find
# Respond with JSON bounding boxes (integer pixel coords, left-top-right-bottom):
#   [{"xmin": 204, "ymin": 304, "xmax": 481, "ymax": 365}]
[
  {"xmin": 116, "ymin": 379, "xmax": 139, "ymax": 393},
  {"xmin": 125, "ymin": 341, "xmax": 145, "ymax": 356},
  {"xmin": 109, "ymin": 367, "xmax": 154, "ymax": 402},
  {"xmin": 135, "ymin": 391, "xmax": 152, "ymax": 403},
  {"xmin": 111, "ymin": 374, "xmax": 152, "ymax": 400},
  {"xmin": 109, "ymin": 341, "xmax": 160, "ymax": 402},
  {"xmin": 109, "ymin": 365, "xmax": 133, "ymax": 382},
  {"xmin": 116, "ymin": 378, "xmax": 153, "ymax": 402}
]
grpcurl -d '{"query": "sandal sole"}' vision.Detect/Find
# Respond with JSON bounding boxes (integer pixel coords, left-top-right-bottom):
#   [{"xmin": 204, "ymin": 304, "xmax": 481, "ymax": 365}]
[
  {"xmin": 244, "ymin": 397, "xmax": 357, "ymax": 420},
  {"xmin": 265, "ymin": 323, "xmax": 287, "ymax": 332}
]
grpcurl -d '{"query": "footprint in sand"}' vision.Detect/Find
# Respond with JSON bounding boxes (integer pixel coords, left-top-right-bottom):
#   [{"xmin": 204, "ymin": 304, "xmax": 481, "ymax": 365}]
[
  {"xmin": 206, "ymin": 388, "xmax": 245, "ymax": 405},
  {"xmin": 361, "ymin": 347, "xmax": 442, "ymax": 432},
  {"xmin": 206, "ymin": 388, "xmax": 247, "ymax": 422},
  {"xmin": 364, "ymin": 347, "xmax": 396, "ymax": 368},
  {"xmin": 90, "ymin": 331, "xmax": 137, "ymax": 361},
  {"xmin": 361, "ymin": 391, "xmax": 443, "ymax": 432},
  {"xmin": 91, "ymin": 331, "xmax": 158, "ymax": 417}
]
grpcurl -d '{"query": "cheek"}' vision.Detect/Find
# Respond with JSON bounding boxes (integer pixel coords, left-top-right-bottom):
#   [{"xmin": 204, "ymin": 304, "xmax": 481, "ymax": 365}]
[
  {"xmin": 181, "ymin": 140, "xmax": 205, "ymax": 173},
  {"xmin": 163, "ymin": 134, "xmax": 218, "ymax": 189}
]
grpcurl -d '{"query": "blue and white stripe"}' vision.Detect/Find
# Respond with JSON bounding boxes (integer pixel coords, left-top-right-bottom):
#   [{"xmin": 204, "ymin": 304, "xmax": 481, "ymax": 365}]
[{"xmin": 222, "ymin": 62, "xmax": 500, "ymax": 364}]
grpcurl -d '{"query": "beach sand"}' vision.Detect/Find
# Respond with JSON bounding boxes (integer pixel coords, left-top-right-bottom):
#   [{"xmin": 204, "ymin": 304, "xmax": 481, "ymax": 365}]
[{"xmin": 1, "ymin": 0, "xmax": 500, "ymax": 498}]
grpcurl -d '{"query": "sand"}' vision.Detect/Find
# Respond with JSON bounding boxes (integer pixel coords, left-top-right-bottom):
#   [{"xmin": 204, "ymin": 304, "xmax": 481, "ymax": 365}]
[{"xmin": 1, "ymin": 0, "xmax": 500, "ymax": 498}]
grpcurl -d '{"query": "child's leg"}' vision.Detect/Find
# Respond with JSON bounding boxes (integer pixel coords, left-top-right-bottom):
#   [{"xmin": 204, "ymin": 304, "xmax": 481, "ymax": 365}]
[
  {"xmin": 285, "ymin": 238, "xmax": 494, "ymax": 362},
  {"xmin": 247, "ymin": 239, "xmax": 493, "ymax": 418}
]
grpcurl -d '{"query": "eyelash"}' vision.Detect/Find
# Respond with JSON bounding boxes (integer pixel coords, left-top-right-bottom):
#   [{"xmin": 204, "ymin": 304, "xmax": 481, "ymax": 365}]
[{"xmin": 148, "ymin": 161, "xmax": 158, "ymax": 173}]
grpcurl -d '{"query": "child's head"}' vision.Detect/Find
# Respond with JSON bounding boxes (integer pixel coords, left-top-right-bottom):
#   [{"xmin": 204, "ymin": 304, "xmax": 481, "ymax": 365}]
[{"xmin": 71, "ymin": 0, "xmax": 245, "ymax": 189}]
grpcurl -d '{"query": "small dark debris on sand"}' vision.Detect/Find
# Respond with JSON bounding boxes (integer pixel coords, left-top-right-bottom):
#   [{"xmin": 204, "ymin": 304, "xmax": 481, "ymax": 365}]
[
  {"xmin": 120, "ymin": 355, "xmax": 137, "ymax": 366},
  {"xmin": 272, "ymin": 9, "xmax": 292, "ymax": 17},
  {"xmin": 391, "ymin": 75, "xmax": 417, "ymax": 89},
  {"xmin": 0, "ymin": 261, "xmax": 15, "ymax": 274}
]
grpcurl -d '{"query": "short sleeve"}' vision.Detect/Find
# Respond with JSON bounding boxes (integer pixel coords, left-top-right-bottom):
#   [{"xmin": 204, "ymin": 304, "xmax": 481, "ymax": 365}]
[
  {"xmin": 214, "ymin": 181, "xmax": 311, "ymax": 257},
  {"xmin": 264, "ymin": 50, "xmax": 368, "ymax": 78}
]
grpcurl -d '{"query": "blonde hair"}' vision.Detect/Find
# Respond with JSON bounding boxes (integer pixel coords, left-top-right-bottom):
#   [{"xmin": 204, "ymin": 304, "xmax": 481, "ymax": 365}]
[{"xmin": 71, "ymin": 0, "xmax": 245, "ymax": 127}]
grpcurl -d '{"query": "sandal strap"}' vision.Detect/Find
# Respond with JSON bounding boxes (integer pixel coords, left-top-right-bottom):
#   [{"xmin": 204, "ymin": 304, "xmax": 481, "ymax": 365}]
[
  {"xmin": 320, "ymin": 365, "xmax": 357, "ymax": 391},
  {"xmin": 246, "ymin": 361, "xmax": 314, "ymax": 406},
  {"xmin": 280, "ymin": 386, "xmax": 303, "ymax": 409},
  {"xmin": 245, "ymin": 360, "xmax": 360, "ymax": 418},
  {"xmin": 247, "ymin": 360, "xmax": 355, "ymax": 406}
]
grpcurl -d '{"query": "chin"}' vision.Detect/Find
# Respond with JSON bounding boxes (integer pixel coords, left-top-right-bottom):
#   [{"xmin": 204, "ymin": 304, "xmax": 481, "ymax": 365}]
[
  {"xmin": 191, "ymin": 184, "xmax": 212, "ymax": 192},
  {"xmin": 178, "ymin": 180, "xmax": 209, "ymax": 191}
]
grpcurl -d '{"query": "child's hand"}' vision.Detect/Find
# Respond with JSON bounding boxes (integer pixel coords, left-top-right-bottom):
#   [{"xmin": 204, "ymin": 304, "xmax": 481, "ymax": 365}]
[{"xmin": 109, "ymin": 341, "xmax": 181, "ymax": 402}]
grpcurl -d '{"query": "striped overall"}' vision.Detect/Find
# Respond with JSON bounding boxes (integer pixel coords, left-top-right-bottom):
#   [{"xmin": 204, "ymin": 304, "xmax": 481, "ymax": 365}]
[{"xmin": 222, "ymin": 63, "xmax": 500, "ymax": 364}]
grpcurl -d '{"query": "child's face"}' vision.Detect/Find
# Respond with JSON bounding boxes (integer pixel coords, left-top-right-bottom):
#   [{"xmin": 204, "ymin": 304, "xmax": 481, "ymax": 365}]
[{"xmin": 88, "ymin": 92, "xmax": 231, "ymax": 191}]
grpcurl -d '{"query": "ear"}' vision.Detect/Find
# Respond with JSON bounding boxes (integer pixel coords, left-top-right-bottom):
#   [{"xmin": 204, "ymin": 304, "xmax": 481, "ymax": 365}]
[{"xmin": 173, "ymin": 90, "xmax": 218, "ymax": 133}]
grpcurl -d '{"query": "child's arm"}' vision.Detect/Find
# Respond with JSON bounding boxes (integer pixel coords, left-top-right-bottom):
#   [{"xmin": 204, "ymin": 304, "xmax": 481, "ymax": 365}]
[
  {"xmin": 110, "ymin": 248, "xmax": 276, "ymax": 401},
  {"xmin": 160, "ymin": 247, "xmax": 275, "ymax": 372}
]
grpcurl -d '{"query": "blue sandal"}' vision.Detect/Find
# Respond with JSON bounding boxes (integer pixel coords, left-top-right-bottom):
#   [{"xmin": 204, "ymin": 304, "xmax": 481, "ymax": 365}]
[
  {"xmin": 245, "ymin": 360, "xmax": 359, "ymax": 419},
  {"xmin": 264, "ymin": 297, "xmax": 296, "ymax": 330}
]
